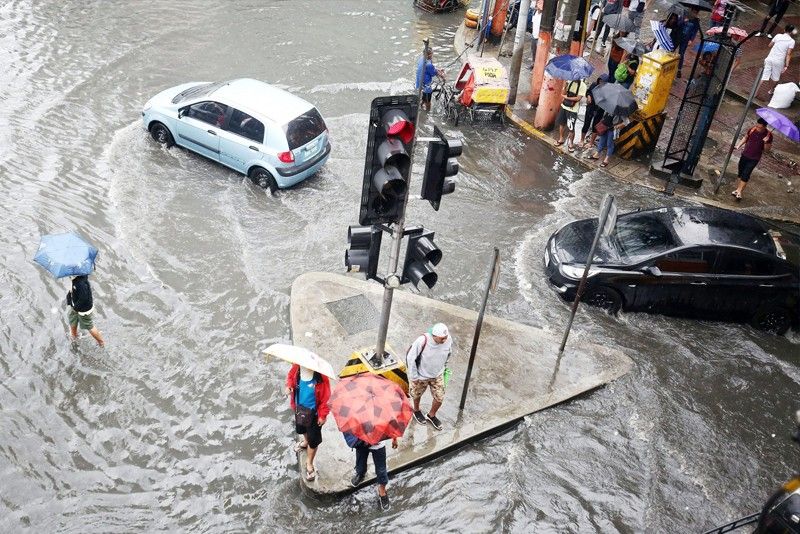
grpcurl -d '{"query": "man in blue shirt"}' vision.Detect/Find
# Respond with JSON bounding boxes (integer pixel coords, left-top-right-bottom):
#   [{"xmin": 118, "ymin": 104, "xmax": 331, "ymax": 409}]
[{"xmin": 416, "ymin": 49, "xmax": 444, "ymax": 111}]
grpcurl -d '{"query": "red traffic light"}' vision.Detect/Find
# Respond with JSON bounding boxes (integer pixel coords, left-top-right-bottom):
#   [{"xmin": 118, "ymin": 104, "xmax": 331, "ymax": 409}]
[{"xmin": 383, "ymin": 109, "xmax": 415, "ymax": 143}]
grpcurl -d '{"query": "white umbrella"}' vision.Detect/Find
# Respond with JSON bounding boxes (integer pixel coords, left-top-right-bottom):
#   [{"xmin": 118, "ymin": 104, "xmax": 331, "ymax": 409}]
[{"xmin": 263, "ymin": 343, "xmax": 338, "ymax": 379}]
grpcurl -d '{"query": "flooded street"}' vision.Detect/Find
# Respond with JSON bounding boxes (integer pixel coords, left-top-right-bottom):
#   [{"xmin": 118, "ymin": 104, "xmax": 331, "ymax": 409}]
[{"xmin": 0, "ymin": 1, "xmax": 797, "ymax": 531}]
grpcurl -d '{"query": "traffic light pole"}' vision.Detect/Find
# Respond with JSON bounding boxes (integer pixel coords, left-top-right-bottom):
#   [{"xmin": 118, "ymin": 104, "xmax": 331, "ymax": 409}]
[{"xmin": 373, "ymin": 39, "xmax": 430, "ymax": 366}]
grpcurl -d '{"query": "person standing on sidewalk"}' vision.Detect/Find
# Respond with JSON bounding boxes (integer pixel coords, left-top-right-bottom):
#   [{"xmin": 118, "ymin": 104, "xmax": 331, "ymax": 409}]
[
  {"xmin": 530, "ymin": 8, "xmax": 542, "ymax": 70},
  {"xmin": 595, "ymin": 0, "xmax": 622, "ymax": 52},
  {"xmin": 579, "ymin": 74, "xmax": 608, "ymax": 148},
  {"xmin": 757, "ymin": 25, "xmax": 796, "ymax": 97},
  {"xmin": 709, "ymin": 0, "xmax": 728, "ymax": 29},
  {"xmin": 757, "ymin": 0, "xmax": 791, "ymax": 39},
  {"xmin": 732, "ymin": 118, "xmax": 773, "ymax": 200},
  {"xmin": 406, "ymin": 323, "xmax": 453, "ymax": 431},
  {"xmin": 285, "ymin": 364, "xmax": 331, "ymax": 481},
  {"xmin": 555, "ymin": 78, "xmax": 588, "ymax": 151},
  {"xmin": 67, "ymin": 275, "xmax": 105, "ymax": 347},
  {"xmin": 350, "ymin": 437, "xmax": 399, "ymax": 511},
  {"xmin": 677, "ymin": 8, "xmax": 701, "ymax": 78}
]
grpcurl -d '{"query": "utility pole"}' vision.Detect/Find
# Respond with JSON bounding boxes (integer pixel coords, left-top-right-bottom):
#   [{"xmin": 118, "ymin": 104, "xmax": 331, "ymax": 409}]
[
  {"xmin": 529, "ymin": 0, "xmax": 556, "ymax": 107},
  {"xmin": 534, "ymin": 0, "xmax": 579, "ymax": 129},
  {"xmin": 508, "ymin": 0, "xmax": 532, "ymax": 104},
  {"xmin": 491, "ymin": 0, "xmax": 511, "ymax": 38}
]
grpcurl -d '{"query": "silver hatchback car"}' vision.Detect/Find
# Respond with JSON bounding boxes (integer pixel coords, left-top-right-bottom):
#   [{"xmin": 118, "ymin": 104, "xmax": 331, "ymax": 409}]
[{"xmin": 142, "ymin": 78, "xmax": 331, "ymax": 192}]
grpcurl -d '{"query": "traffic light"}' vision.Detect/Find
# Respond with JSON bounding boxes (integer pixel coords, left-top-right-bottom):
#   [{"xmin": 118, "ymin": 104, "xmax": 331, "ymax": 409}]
[
  {"xmin": 359, "ymin": 95, "xmax": 419, "ymax": 226},
  {"xmin": 345, "ymin": 225, "xmax": 383, "ymax": 282},
  {"xmin": 420, "ymin": 125, "xmax": 461, "ymax": 211},
  {"xmin": 401, "ymin": 227, "xmax": 442, "ymax": 290}
]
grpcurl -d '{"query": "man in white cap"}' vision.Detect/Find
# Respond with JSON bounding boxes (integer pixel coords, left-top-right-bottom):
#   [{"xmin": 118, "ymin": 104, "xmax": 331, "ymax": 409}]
[{"xmin": 405, "ymin": 323, "xmax": 453, "ymax": 431}]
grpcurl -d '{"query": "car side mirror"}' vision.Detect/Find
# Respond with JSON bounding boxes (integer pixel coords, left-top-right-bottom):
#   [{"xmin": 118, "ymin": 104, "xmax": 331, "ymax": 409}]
[
  {"xmin": 642, "ymin": 266, "xmax": 662, "ymax": 277},
  {"xmin": 178, "ymin": 108, "xmax": 185, "ymax": 118}
]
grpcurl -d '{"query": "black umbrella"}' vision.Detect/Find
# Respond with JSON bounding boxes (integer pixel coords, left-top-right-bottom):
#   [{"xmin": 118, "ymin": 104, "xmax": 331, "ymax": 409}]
[
  {"xmin": 614, "ymin": 36, "xmax": 648, "ymax": 55},
  {"xmin": 592, "ymin": 83, "xmax": 638, "ymax": 117},
  {"xmin": 678, "ymin": 0, "xmax": 713, "ymax": 12},
  {"xmin": 602, "ymin": 13, "xmax": 636, "ymax": 32}
]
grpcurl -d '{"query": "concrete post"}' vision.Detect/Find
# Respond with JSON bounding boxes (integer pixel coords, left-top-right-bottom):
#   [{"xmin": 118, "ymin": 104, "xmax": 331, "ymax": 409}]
[
  {"xmin": 529, "ymin": 0, "xmax": 555, "ymax": 106},
  {"xmin": 508, "ymin": 0, "xmax": 532, "ymax": 105},
  {"xmin": 533, "ymin": 0, "xmax": 579, "ymax": 129},
  {"xmin": 491, "ymin": 0, "xmax": 510, "ymax": 37}
]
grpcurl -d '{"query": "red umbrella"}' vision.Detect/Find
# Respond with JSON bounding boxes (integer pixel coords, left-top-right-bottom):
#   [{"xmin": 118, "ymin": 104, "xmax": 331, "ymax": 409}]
[
  {"xmin": 705, "ymin": 26, "xmax": 748, "ymax": 40},
  {"xmin": 330, "ymin": 373, "xmax": 412, "ymax": 445}
]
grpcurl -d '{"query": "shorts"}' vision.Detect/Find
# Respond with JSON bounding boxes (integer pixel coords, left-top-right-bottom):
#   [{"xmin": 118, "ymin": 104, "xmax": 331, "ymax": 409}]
[
  {"xmin": 422, "ymin": 91, "xmax": 432, "ymax": 103},
  {"xmin": 68, "ymin": 308, "xmax": 94, "ymax": 330},
  {"xmin": 737, "ymin": 156, "xmax": 759, "ymax": 182},
  {"xmin": 295, "ymin": 411, "xmax": 323, "ymax": 449},
  {"xmin": 762, "ymin": 60, "xmax": 783, "ymax": 82},
  {"xmin": 409, "ymin": 375, "xmax": 445, "ymax": 403},
  {"xmin": 556, "ymin": 107, "xmax": 577, "ymax": 131}
]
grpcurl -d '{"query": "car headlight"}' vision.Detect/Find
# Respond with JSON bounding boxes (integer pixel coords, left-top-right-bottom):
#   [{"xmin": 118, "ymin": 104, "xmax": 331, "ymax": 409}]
[
  {"xmin": 143, "ymin": 100, "xmax": 152, "ymax": 112},
  {"xmin": 560, "ymin": 264, "xmax": 599, "ymax": 279}
]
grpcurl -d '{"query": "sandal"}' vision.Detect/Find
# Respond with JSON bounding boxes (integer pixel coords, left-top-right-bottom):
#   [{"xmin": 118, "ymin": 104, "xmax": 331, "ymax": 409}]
[
  {"xmin": 305, "ymin": 466, "xmax": 316, "ymax": 481},
  {"xmin": 554, "ymin": 140, "xmax": 564, "ymax": 147},
  {"xmin": 294, "ymin": 442, "xmax": 308, "ymax": 452},
  {"xmin": 568, "ymin": 144, "xmax": 575, "ymax": 153},
  {"xmin": 587, "ymin": 154, "xmax": 600, "ymax": 160},
  {"xmin": 600, "ymin": 161, "xmax": 609, "ymax": 167}
]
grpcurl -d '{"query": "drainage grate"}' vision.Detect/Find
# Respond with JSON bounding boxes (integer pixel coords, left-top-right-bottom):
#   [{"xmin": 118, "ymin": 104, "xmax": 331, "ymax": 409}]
[{"xmin": 324, "ymin": 294, "xmax": 379, "ymax": 336}]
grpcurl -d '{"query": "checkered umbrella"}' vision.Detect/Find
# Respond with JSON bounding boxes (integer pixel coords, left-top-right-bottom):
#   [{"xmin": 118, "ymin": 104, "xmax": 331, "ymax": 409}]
[{"xmin": 330, "ymin": 373, "xmax": 412, "ymax": 445}]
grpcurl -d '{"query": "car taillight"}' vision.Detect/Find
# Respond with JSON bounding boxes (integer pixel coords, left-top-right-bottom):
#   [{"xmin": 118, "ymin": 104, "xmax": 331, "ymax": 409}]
[{"xmin": 278, "ymin": 151, "xmax": 294, "ymax": 163}]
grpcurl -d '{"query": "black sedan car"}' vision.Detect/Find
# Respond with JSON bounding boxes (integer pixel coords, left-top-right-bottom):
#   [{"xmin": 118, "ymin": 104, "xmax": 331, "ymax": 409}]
[{"xmin": 544, "ymin": 207, "xmax": 800, "ymax": 334}]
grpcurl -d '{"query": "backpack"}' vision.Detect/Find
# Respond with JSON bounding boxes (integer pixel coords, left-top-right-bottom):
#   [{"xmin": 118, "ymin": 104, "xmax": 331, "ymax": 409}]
[
  {"xmin": 614, "ymin": 62, "xmax": 629, "ymax": 82},
  {"xmin": 342, "ymin": 431, "xmax": 370, "ymax": 449},
  {"xmin": 407, "ymin": 334, "xmax": 428, "ymax": 369}
]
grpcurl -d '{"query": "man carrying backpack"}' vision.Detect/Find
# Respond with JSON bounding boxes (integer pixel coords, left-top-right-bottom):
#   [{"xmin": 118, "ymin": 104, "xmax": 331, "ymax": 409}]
[{"xmin": 406, "ymin": 323, "xmax": 453, "ymax": 431}]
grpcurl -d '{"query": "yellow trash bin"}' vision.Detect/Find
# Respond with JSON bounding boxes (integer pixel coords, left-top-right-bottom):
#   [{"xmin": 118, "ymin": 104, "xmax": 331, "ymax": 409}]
[{"xmin": 631, "ymin": 50, "xmax": 679, "ymax": 119}]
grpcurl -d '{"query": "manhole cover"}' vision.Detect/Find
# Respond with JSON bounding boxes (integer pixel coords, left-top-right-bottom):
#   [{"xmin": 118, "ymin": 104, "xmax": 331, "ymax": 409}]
[{"xmin": 324, "ymin": 294, "xmax": 379, "ymax": 336}]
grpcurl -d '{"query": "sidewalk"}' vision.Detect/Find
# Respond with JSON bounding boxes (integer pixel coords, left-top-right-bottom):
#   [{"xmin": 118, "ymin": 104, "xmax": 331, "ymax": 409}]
[
  {"xmin": 288, "ymin": 273, "xmax": 633, "ymax": 495},
  {"xmin": 453, "ymin": 0, "xmax": 800, "ymax": 225}
]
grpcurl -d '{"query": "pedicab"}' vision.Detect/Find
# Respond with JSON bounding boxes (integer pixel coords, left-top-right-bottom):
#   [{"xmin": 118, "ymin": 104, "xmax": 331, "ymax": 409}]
[{"xmin": 451, "ymin": 55, "xmax": 510, "ymax": 126}]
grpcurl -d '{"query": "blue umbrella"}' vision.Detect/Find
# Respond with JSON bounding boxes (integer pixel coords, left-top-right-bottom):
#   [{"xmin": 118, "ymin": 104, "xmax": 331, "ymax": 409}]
[
  {"xmin": 693, "ymin": 41, "xmax": 720, "ymax": 53},
  {"xmin": 544, "ymin": 55, "xmax": 594, "ymax": 81},
  {"xmin": 33, "ymin": 232, "xmax": 98, "ymax": 278}
]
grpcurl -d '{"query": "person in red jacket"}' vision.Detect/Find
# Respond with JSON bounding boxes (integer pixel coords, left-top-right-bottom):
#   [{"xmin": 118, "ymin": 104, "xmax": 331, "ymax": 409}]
[{"xmin": 285, "ymin": 364, "xmax": 331, "ymax": 481}]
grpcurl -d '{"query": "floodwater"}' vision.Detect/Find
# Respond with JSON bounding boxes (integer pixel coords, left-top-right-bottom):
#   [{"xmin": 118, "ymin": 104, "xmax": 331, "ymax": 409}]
[{"xmin": 0, "ymin": 1, "xmax": 796, "ymax": 532}]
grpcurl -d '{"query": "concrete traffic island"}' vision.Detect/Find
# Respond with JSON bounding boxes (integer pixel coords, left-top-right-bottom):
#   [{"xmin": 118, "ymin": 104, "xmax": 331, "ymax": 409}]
[{"xmin": 289, "ymin": 272, "xmax": 633, "ymax": 495}]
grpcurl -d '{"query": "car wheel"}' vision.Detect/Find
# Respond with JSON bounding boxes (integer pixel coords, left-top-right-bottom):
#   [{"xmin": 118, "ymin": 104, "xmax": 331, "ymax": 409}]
[
  {"xmin": 582, "ymin": 286, "xmax": 623, "ymax": 315},
  {"xmin": 149, "ymin": 122, "xmax": 174, "ymax": 147},
  {"xmin": 249, "ymin": 167, "xmax": 277, "ymax": 194},
  {"xmin": 751, "ymin": 306, "xmax": 792, "ymax": 335}
]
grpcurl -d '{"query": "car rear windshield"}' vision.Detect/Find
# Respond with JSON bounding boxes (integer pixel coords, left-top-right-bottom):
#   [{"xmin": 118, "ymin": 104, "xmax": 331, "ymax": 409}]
[
  {"xmin": 284, "ymin": 108, "xmax": 326, "ymax": 150},
  {"xmin": 171, "ymin": 81, "xmax": 228, "ymax": 104},
  {"xmin": 611, "ymin": 214, "xmax": 677, "ymax": 262}
]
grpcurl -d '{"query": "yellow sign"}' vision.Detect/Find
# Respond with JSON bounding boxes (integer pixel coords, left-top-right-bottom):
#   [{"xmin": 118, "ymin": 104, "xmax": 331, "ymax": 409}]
[{"xmin": 339, "ymin": 349, "xmax": 409, "ymax": 394}]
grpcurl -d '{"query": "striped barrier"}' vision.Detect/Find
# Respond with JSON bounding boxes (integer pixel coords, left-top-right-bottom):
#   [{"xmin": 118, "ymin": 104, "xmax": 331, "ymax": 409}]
[
  {"xmin": 339, "ymin": 350, "xmax": 410, "ymax": 394},
  {"xmin": 615, "ymin": 112, "xmax": 666, "ymax": 160}
]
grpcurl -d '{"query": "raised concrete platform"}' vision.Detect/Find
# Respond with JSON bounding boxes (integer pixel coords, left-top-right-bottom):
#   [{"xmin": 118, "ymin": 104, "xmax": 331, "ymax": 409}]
[{"xmin": 290, "ymin": 272, "xmax": 634, "ymax": 495}]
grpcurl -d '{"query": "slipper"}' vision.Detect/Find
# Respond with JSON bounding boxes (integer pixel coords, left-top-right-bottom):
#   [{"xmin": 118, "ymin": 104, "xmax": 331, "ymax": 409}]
[
  {"xmin": 600, "ymin": 161, "xmax": 609, "ymax": 167},
  {"xmin": 554, "ymin": 140, "xmax": 564, "ymax": 147},
  {"xmin": 587, "ymin": 155, "xmax": 600, "ymax": 160},
  {"xmin": 294, "ymin": 442, "xmax": 308, "ymax": 452},
  {"xmin": 568, "ymin": 145, "xmax": 575, "ymax": 153},
  {"xmin": 305, "ymin": 467, "xmax": 316, "ymax": 481}
]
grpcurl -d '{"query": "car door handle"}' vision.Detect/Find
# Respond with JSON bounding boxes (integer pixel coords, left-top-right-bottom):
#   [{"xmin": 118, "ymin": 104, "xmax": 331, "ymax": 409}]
[
  {"xmin": 249, "ymin": 145, "xmax": 259, "ymax": 152},
  {"xmin": 207, "ymin": 130, "xmax": 217, "ymax": 135},
  {"xmin": 690, "ymin": 282, "xmax": 707, "ymax": 285},
  {"xmin": 759, "ymin": 284, "xmax": 774, "ymax": 287}
]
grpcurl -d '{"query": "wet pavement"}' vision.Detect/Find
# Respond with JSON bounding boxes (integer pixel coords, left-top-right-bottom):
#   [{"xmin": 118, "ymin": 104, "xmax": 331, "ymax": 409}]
[{"xmin": 0, "ymin": 1, "xmax": 798, "ymax": 532}]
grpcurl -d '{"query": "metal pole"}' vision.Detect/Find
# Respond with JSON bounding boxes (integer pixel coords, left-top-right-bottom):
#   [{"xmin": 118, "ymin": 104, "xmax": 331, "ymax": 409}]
[
  {"xmin": 714, "ymin": 65, "xmax": 763, "ymax": 194},
  {"xmin": 459, "ymin": 247, "xmax": 500, "ymax": 411},
  {"xmin": 374, "ymin": 40, "xmax": 429, "ymax": 366},
  {"xmin": 508, "ymin": 0, "xmax": 531, "ymax": 105},
  {"xmin": 558, "ymin": 195, "xmax": 613, "ymax": 354}
]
